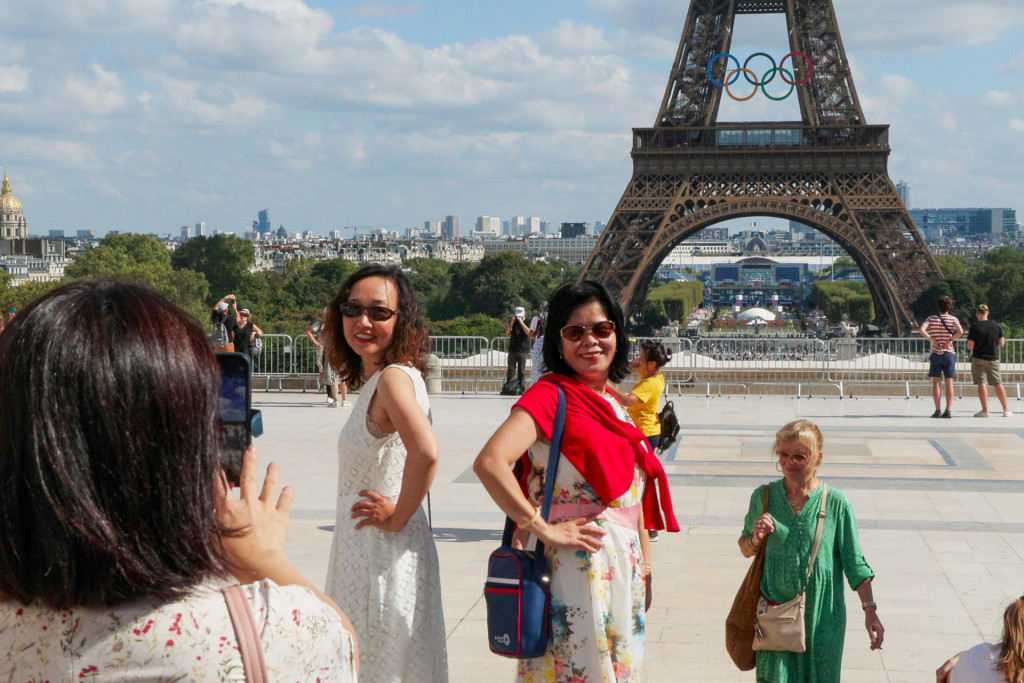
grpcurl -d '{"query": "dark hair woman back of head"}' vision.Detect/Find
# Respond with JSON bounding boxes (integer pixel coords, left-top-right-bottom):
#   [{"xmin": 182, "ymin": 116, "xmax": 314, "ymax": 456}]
[
  {"xmin": 322, "ymin": 263, "xmax": 430, "ymax": 390},
  {"xmin": 640, "ymin": 340, "xmax": 671, "ymax": 368},
  {"xmin": 542, "ymin": 280, "xmax": 631, "ymax": 383},
  {"xmin": 0, "ymin": 280, "xmax": 229, "ymax": 609}
]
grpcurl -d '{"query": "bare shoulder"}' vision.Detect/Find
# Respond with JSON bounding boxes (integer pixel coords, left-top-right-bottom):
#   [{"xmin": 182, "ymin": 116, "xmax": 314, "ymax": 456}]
[{"xmin": 376, "ymin": 365, "xmax": 419, "ymax": 397}]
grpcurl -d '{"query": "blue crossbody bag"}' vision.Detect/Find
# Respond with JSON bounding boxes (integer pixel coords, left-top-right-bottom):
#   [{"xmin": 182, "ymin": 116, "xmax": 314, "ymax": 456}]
[{"xmin": 484, "ymin": 386, "xmax": 566, "ymax": 658}]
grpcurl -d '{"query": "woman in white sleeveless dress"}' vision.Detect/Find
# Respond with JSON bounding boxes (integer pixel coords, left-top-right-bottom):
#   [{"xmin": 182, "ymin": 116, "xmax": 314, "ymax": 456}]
[{"xmin": 321, "ymin": 264, "xmax": 448, "ymax": 683}]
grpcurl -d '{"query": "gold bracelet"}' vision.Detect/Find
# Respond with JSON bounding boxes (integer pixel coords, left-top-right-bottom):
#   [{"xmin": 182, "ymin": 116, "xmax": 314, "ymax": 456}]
[{"xmin": 519, "ymin": 506, "xmax": 542, "ymax": 531}]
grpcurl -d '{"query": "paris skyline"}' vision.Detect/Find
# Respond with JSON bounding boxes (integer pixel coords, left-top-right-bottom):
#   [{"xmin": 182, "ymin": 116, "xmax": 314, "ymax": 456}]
[{"xmin": 1, "ymin": 0, "xmax": 1022, "ymax": 237}]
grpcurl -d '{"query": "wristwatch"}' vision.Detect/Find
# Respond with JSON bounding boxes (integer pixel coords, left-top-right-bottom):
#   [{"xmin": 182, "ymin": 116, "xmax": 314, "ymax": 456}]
[{"xmin": 861, "ymin": 601, "xmax": 877, "ymax": 611}]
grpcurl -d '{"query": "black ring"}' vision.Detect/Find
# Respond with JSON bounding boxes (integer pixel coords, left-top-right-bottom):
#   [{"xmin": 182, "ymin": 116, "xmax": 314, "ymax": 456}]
[{"xmin": 743, "ymin": 52, "xmax": 777, "ymax": 86}]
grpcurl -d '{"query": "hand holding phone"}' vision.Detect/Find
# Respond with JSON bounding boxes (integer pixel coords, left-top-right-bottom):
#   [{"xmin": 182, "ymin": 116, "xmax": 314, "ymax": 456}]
[{"xmin": 216, "ymin": 352, "xmax": 252, "ymax": 485}]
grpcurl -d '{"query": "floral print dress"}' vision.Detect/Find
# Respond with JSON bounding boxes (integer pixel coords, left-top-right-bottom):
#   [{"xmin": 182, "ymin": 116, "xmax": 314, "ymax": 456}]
[
  {"xmin": 0, "ymin": 579, "xmax": 356, "ymax": 681},
  {"xmin": 519, "ymin": 395, "xmax": 647, "ymax": 683}
]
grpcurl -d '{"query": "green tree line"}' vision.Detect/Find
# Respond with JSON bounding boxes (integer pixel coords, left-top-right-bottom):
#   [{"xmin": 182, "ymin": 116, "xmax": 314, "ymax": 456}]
[{"xmin": 0, "ymin": 236, "xmax": 579, "ymax": 338}]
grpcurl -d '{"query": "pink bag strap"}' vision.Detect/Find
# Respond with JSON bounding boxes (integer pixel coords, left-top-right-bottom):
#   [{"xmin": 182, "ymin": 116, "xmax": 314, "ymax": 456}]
[{"xmin": 222, "ymin": 584, "xmax": 269, "ymax": 683}]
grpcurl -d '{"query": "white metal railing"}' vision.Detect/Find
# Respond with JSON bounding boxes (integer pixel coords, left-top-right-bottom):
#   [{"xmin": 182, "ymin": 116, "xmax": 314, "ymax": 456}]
[{"xmin": 239, "ymin": 333, "xmax": 1024, "ymax": 399}]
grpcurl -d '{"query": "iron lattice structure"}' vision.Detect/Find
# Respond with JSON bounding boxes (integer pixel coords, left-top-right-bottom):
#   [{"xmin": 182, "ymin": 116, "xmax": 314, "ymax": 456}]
[{"xmin": 581, "ymin": 0, "xmax": 940, "ymax": 334}]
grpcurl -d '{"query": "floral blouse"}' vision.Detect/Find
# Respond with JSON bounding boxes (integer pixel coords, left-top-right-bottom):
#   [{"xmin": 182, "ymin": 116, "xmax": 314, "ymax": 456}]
[{"xmin": 0, "ymin": 579, "xmax": 356, "ymax": 681}]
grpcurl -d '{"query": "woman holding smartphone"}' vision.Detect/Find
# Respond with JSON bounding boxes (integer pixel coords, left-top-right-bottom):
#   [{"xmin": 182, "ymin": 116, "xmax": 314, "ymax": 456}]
[
  {"xmin": 322, "ymin": 264, "xmax": 448, "ymax": 682},
  {"xmin": 0, "ymin": 280, "xmax": 356, "ymax": 680}
]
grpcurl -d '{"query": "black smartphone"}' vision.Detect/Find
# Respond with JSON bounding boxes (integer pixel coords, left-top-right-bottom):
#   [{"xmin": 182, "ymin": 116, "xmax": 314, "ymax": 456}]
[{"xmin": 216, "ymin": 352, "xmax": 252, "ymax": 485}]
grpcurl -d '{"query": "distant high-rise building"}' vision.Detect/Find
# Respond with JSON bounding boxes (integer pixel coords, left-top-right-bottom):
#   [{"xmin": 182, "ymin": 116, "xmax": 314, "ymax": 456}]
[
  {"xmin": 561, "ymin": 222, "xmax": 587, "ymax": 239},
  {"xmin": 258, "ymin": 209, "xmax": 271, "ymax": 235},
  {"xmin": 49, "ymin": 229, "xmax": 65, "ymax": 240},
  {"xmin": 330, "ymin": 230, "xmax": 341, "ymax": 239},
  {"xmin": 525, "ymin": 217, "xmax": 541, "ymax": 235},
  {"xmin": 77, "ymin": 230, "xmax": 97, "ymax": 240},
  {"xmin": 476, "ymin": 216, "xmax": 501, "ymax": 233},
  {"xmin": 896, "ymin": 181, "xmax": 912, "ymax": 210},
  {"xmin": 443, "ymin": 215, "xmax": 460, "ymax": 239},
  {"xmin": 180, "ymin": 225, "xmax": 192, "ymax": 239},
  {"xmin": 424, "ymin": 220, "xmax": 442, "ymax": 236},
  {"xmin": 508, "ymin": 216, "xmax": 526, "ymax": 236},
  {"xmin": 195, "ymin": 222, "xmax": 207, "ymax": 237},
  {"xmin": 0, "ymin": 166, "xmax": 28, "ymax": 239}
]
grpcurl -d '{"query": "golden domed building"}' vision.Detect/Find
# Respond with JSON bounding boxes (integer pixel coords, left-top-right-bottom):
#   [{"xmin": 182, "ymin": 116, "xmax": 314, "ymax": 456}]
[{"xmin": 1, "ymin": 166, "xmax": 28, "ymax": 239}]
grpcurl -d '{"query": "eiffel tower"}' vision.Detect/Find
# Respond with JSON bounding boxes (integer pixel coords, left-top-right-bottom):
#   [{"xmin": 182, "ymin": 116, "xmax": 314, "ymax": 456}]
[{"xmin": 580, "ymin": 0, "xmax": 940, "ymax": 334}]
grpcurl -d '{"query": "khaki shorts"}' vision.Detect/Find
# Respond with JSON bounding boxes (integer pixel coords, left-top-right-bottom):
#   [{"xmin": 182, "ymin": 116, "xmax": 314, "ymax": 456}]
[{"xmin": 971, "ymin": 358, "xmax": 1002, "ymax": 386}]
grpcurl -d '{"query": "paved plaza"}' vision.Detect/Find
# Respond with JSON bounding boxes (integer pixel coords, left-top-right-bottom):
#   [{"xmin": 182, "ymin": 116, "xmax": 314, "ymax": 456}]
[{"xmin": 257, "ymin": 389, "xmax": 1024, "ymax": 682}]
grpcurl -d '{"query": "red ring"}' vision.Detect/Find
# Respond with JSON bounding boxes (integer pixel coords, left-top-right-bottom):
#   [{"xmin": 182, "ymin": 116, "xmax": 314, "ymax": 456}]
[{"xmin": 779, "ymin": 52, "xmax": 814, "ymax": 86}]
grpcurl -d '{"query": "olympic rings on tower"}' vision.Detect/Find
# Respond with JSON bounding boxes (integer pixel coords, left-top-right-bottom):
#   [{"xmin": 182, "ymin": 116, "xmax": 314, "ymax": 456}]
[{"xmin": 706, "ymin": 52, "xmax": 814, "ymax": 101}]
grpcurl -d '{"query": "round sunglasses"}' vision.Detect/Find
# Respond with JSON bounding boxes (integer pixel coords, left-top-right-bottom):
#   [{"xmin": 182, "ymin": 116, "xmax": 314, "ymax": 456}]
[
  {"xmin": 339, "ymin": 303, "xmax": 398, "ymax": 322},
  {"xmin": 560, "ymin": 320, "xmax": 616, "ymax": 342}
]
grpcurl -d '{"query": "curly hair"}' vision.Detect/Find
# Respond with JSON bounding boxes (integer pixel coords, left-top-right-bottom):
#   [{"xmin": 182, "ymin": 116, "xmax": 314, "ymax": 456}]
[
  {"xmin": 999, "ymin": 597, "xmax": 1024, "ymax": 683},
  {"xmin": 542, "ymin": 280, "xmax": 631, "ymax": 383},
  {"xmin": 322, "ymin": 264, "xmax": 430, "ymax": 390}
]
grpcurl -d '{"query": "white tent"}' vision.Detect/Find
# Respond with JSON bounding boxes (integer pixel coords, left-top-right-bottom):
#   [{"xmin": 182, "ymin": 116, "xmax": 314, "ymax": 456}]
[{"xmin": 737, "ymin": 308, "xmax": 776, "ymax": 321}]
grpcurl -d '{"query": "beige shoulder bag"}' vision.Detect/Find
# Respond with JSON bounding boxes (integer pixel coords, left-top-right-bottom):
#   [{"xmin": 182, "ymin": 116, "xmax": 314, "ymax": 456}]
[{"xmin": 752, "ymin": 483, "xmax": 828, "ymax": 653}]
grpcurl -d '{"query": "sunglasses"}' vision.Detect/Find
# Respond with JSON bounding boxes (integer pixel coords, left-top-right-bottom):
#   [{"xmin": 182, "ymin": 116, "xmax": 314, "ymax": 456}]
[
  {"xmin": 560, "ymin": 320, "xmax": 616, "ymax": 342},
  {"xmin": 339, "ymin": 303, "xmax": 398, "ymax": 322}
]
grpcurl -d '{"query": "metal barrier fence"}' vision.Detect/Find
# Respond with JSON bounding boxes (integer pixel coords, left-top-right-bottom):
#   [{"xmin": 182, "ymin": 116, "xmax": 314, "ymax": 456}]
[{"xmin": 244, "ymin": 333, "xmax": 1024, "ymax": 399}]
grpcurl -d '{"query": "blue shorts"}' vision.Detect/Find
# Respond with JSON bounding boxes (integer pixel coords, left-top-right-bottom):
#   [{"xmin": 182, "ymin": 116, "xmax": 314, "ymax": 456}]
[{"xmin": 929, "ymin": 352, "xmax": 957, "ymax": 379}]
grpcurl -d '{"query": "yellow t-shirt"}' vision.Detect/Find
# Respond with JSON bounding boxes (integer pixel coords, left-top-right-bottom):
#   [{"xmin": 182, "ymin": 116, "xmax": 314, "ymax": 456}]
[{"xmin": 626, "ymin": 373, "xmax": 665, "ymax": 437}]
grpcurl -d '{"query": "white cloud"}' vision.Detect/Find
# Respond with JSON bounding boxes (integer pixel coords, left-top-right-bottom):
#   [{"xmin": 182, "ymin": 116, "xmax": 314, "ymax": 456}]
[
  {"xmin": 1010, "ymin": 119, "xmax": 1024, "ymax": 132},
  {"xmin": 0, "ymin": 0, "xmax": 177, "ymax": 35},
  {"xmin": 983, "ymin": 90, "xmax": 1014, "ymax": 107},
  {"xmin": 0, "ymin": 66, "xmax": 29, "ymax": 92},
  {"xmin": 64, "ymin": 64, "xmax": 129, "ymax": 115},
  {"xmin": 159, "ymin": 77, "xmax": 270, "ymax": 126},
  {"xmin": 175, "ymin": 0, "xmax": 334, "ymax": 72},
  {"xmin": 541, "ymin": 21, "xmax": 611, "ymax": 54}
]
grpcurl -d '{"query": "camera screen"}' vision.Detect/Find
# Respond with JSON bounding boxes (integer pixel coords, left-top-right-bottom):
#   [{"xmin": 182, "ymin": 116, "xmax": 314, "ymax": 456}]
[{"xmin": 219, "ymin": 375, "xmax": 248, "ymax": 422}]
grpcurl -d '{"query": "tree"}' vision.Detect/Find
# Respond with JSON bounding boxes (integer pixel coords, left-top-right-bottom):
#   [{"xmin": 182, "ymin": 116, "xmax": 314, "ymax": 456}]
[
  {"xmin": 405, "ymin": 258, "xmax": 452, "ymax": 319},
  {"xmin": 0, "ymin": 280, "xmax": 60, "ymax": 318},
  {"xmin": 170, "ymin": 235, "xmax": 255, "ymax": 303},
  {"xmin": 65, "ymin": 233, "xmax": 208, "ymax": 319},
  {"xmin": 461, "ymin": 252, "xmax": 551, "ymax": 318}
]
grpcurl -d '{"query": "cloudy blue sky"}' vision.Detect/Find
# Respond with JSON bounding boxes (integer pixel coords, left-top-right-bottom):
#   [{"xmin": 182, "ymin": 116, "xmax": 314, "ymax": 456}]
[{"xmin": 1, "ymin": 0, "xmax": 1022, "ymax": 237}]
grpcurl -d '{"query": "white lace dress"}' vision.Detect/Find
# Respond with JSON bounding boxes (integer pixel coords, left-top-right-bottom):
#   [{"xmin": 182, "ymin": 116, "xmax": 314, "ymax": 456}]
[{"xmin": 324, "ymin": 364, "xmax": 448, "ymax": 683}]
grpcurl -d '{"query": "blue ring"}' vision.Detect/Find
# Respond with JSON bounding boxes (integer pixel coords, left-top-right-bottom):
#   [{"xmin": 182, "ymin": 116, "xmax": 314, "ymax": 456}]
[{"xmin": 707, "ymin": 53, "xmax": 742, "ymax": 88}]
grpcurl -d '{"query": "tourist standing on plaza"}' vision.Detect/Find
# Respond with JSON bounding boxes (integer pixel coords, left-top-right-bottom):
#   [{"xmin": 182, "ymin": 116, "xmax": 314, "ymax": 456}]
[
  {"xmin": 920, "ymin": 295, "xmax": 964, "ymax": 418},
  {"xmin": 0, "ymin": 280, "xmax": 357, "ymax": 680},
  {"xmin": 305, "ymin": 312, "xmax": 350, "ymax": 407},
  {"xmin": 210, "ymin": 293, "xmax": 239, "ymax": 351},
  {"xmin": 475, "ymin": 280, "xmax": 678, "ymax": 682},
  {"xmin": 529, "ymin": 301, "xmax": 549, "ymax": 384},
  {"xmin": 607, "ymin": 340, "xmax": 672, "ymax": 541},
  {"xmin": 936, "ymin": 596, "xmax": 1024, "ymax": 682},
  {"xmin": 321, "ymin": 264, "xmax": 448, "ymax": 682},
  {"xmin": 503, "ymin": 305, "xmax": 532, "ymax": 394},
  {"xmin": 739, "ymin": 419, "xmax": 883, "ymax": 683},
  {"xmin": 231, "ymin": 308, "xmax": 263, "ymax": 359},
  {"xmin": 967, "ymin": 304, "xmax": 1013, "ymax": 418}
]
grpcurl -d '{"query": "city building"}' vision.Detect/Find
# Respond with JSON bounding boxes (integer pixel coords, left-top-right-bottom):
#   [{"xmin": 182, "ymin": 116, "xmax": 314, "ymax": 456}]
[
  {"xmin": 443, "ymin": 215, "xmax": 459, "ymax": 239},
  {"xmin": 196, "ymin": 222, "xmax": 207, "ymax": 237},
  {"xmin": 896, "ymin": 180, "xmax": 912, "ymax": 209},
  {"xmin": 560, "ymin": 222, "xmax": 587, "ymax": 239},
  {"xmin": 709, "ymin": 256, "xmax": 808, "ymax": 308},
  {"xmin": 909, "ymin": 208, "xmax": 1017, "ymax": 241},
  {"xmin": 257, "ymin": 209, "xmax": 271, "ymax": 236},
  {"xmin": 476, "ymin": 216, "xmax": 501, "ymax": 234},
  {"xmin": 482, "ymin": 235, "xmax": 599, "ymax": 265},
  {"xmin": 180, "ymin": 225, "xmax": 192, "ymax": 240},
  {"xmin": 0, "ymin": 166, "xmax": 28, "ymax": 239}
]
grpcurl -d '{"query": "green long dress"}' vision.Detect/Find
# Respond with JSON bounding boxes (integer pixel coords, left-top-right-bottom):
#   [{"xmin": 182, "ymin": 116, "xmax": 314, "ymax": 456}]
[{"xmin": 741, "ymin": 480, "xmax": 874, "ymax": 683}]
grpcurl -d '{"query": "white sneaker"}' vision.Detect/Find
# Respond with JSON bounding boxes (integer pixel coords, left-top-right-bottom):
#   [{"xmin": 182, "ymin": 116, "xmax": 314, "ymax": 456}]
[
  {"xmin": 326, "ymin": 397, "xmax": 335, "ymax": 405},
  {"xmin": 974, "ymin": 411, "xmax": 989, "ymax": 418},
  {"xmin": 341, "ymin": 400, "xmax": 351, "ymax": 407},
  {"xmin": 1005, "ymin": 411, "xmax": 1014, "ymax": 417}
]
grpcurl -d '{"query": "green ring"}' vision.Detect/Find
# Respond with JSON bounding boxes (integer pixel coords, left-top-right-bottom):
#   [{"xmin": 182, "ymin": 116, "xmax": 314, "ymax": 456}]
[{"xmin": 760, "ymin": 67, "xmax": 795, "ymax": 101}]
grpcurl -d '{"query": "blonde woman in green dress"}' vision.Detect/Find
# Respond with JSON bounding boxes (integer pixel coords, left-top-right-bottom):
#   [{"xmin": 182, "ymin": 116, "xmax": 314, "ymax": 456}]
[{"xmin": 738, "ymin": 420, "xmax": 884, "ymax": 682}]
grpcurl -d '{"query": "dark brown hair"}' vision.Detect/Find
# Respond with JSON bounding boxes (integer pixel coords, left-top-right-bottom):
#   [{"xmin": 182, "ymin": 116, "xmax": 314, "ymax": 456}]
[
  {"xmin": 323, "ymin": 264, "xmax": 430, "ymax": 390},
  {"xmin": 999, "ymin": 597, "xmax": 1024, "ymax": 683},
  {"xmin": 0, "ymin": 280, "xmax": 230, "ymax": 609},
  {"xmin": 640, "ymin": 340, "xmax": 671, "ymax": 368},
  {"xmin": 542, "ymin": 280, "xmax": 631, "ymax": 383},
  {"xmin": 938, "ymin": 295, "xmax": 953, "ymax": 314}
]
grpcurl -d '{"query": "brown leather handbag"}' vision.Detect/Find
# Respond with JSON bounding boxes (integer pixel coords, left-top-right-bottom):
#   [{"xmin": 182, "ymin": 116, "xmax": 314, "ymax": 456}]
[{"xmin": 725, "ymin": 485, "xmax": 769, "ymax": 671}]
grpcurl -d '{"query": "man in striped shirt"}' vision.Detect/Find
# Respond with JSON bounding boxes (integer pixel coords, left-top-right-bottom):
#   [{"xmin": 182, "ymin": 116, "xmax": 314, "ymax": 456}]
[{"xmin": 919, "ymin": 295, "xmax": 964, "ymax": 418}]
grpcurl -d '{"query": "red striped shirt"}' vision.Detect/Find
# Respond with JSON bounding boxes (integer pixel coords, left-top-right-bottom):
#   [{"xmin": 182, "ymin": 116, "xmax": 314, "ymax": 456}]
[{"xmin": 924, "ymin": 314, "xmax": 962, "ymax": 353}]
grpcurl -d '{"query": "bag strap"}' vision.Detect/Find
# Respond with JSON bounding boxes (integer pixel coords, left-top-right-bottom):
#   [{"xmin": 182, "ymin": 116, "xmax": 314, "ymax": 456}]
[
  {"xmin": 222, "ymin": 584, "xmax": 269, "ymax": 683},
  {"xmin": 501, "ymin": 386, "xmax": 566, "ymax": 548},
  {"xmin": 800, "ymin": 484, "xmax": 829, "ymax": 589}
]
